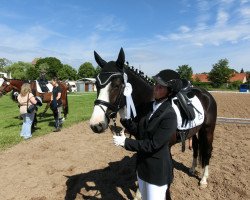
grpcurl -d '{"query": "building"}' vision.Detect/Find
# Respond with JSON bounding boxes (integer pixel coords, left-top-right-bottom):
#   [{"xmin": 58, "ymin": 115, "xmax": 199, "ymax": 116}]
[
  {"xmin": 192, "ymin": 74, "xmax": 210, "ymax": 82},
  {"xmin": 192, "ymin": 73, "xmax": 248, "ymax": 83},
  {"xmin": 76, "ymin": 78, "xmax": 96, "ymax": 92}
]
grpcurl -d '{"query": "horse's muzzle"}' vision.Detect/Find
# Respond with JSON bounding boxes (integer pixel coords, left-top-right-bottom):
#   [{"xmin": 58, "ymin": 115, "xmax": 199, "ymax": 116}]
[{"xmin": 90, "ymin": 122, "xmax": 107, "ymax": 133}]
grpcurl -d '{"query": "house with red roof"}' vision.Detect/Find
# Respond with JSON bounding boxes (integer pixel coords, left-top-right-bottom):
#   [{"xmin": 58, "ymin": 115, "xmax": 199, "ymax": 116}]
[
  {"xmin": 192, "ymin": 74, "xmax": 210, "ymax": 82},
  {"xmin": 192, "ymin": 72, "xmax": 248, "ymax": 83}
]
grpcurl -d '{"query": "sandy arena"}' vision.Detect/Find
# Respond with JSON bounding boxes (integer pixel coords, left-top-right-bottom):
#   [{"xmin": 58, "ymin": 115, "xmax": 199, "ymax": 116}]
[{"xmin": 0, "ymin": 92, "xmax": 249, "ymax": 200}]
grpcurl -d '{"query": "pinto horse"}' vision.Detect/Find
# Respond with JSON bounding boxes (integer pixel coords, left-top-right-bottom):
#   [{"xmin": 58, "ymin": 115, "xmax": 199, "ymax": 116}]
[
  {"xmin": 0, "ymin": 77, "xmax": 69, "ymax": 118},
  {"xmin": 89, "ymin": 48, "xmax": 217, "ymax": 188}
]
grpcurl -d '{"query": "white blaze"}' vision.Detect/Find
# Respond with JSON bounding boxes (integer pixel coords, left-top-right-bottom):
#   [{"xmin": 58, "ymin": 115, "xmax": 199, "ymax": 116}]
[{"xmin": 89, "ymin": 83, "xmax": 110, "ymax": 126}]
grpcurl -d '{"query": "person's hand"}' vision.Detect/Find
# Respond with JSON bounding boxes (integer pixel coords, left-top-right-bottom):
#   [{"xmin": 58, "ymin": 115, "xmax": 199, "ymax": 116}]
[
  {"xmin": 113, "ymin": 135, "xmax": 126, "ymax": 147},
  {"xmin": 35, "ymin": 96, "xmax": 43, "ymax": 106}
]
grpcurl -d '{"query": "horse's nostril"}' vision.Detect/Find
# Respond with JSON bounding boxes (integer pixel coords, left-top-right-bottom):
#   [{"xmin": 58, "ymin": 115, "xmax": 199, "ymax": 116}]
[{"xmin": 90, "ymin": 122, "xmax": 107, "ymax": 133}]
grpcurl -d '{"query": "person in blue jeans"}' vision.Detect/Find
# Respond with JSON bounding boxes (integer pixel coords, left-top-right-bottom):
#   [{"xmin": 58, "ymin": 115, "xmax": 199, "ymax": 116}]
[{"xmin": 17, "ymin": 83, "xmax": 42, "ymax": 139}]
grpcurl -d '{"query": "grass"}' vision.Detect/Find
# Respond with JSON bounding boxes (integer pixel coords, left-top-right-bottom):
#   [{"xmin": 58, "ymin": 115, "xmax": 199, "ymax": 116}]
[{"xmin": 0, "ymin": 92, "xmax": 96, "ymax": 151}]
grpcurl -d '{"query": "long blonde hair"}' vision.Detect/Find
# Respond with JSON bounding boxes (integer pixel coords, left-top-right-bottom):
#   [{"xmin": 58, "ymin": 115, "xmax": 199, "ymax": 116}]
[{"xmin": 20, "ymin": 83, "xmax": 31, "ymax": 96}]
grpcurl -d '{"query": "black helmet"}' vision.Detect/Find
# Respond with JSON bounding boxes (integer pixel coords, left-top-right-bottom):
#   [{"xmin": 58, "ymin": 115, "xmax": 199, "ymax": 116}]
[{"xmin": 152, "ymin": 69, "xmax": 183, "ymax": 94}]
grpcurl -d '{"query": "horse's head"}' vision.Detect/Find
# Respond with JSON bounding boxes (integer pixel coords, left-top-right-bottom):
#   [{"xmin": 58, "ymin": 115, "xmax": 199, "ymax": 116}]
[
  {"xmin": 90, "ymin": 48, "xmax": 127, "ymax": 133},
  {"xmin": 0, "ymin": 77, "xmax": 13, "ymax": 97}
]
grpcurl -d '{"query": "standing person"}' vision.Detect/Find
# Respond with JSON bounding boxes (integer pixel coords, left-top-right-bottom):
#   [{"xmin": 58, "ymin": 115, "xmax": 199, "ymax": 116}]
[
  {"xmin": 50, "ymin": 77, "xmax": 63, "ymax": 132},
  {"xmin": 17, "ymin": 83, "xmax": 41, "ymax": 139},
  {"xmin": 113, "ymin": 69, "xmax": 183, "ymax": 200}
]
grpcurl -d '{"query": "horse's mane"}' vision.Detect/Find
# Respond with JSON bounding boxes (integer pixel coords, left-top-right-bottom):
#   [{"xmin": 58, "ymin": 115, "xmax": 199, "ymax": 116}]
[{"xmin": 125, "ymin": 64, "xmax": 154, "ymax": 86}]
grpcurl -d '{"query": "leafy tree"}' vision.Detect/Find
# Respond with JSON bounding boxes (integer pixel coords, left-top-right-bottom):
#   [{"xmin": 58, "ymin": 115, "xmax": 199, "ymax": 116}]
[
  {"xmin": 5, "ymin": 61, "xmax": 33, "ymax": 79},
  {"xmin": 176, "ymin": 64, "xmax": 193, "ymax": 80},
  {"xmin": 94, "ymin": 66, "xmax": 101, "ymax": 77},
  {"xmin": 58, "ymin": 64, "xmax": 77, "ymax": 80},
  {"xmin": 78, "ymin": 62, "xmax": 96, "ymax": 78},
  {"xmin": 0, "ymin": 58, "xmax": 12, "ymax": 71},
  {"xmin": 35, "ymin": 57, "xmax": 63, "ymax": 79},
  {"xmin": 26, "ymin": 66, "xmax": 39, "ymax": 80},
  {"xmin": 208, "ymin": 59, "xmax": 233, "ymax": 87}
]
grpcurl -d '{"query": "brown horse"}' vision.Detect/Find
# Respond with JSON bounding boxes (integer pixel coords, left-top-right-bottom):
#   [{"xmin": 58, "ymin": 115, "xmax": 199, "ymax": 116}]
[
  {"xmin": 89, "ymin": 48, "xmax": 217, "ymax": 189},
  {"xmin": 0, "ymin": 77, "xmax": 69, "ymax": 118}
]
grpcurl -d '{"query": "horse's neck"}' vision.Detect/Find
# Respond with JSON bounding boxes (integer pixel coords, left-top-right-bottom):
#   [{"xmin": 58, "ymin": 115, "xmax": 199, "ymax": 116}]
[
  {"xmin": 125, "ymin": 68, "xmax": 154, "ymax": 106},
  {"xmin": 11, "ymin": 80, "xmax": 23, "ymax": 91}
]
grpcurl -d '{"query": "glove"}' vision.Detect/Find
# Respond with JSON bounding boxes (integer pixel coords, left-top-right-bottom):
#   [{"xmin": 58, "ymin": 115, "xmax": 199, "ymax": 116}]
[
  {"xmin": 113, "ymin": 135, "xmax": 126, "ymax": 147},
  {"xmin": 35, "ymin": 96, "xmax": 43, "ymax": 106}
]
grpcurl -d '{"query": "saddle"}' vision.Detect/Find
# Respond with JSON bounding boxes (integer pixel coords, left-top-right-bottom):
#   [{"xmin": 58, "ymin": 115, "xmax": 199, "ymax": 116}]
[
  {"xmin": 174, "ymin": 79, "xmax": 196, "ymax": 126},
  {"xmin": 173, "ymin": 79, "xmax": 202, "ymax": 152},
  {"xmin": 36, "ymin": 80, "xmax": 53, "ymax": 93}
]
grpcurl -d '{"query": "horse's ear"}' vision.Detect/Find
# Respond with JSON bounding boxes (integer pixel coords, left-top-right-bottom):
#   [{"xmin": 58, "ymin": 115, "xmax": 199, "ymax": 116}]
[
  {"xmin": 94, "ymin": 51, "xmax": 107, "ymax": 68},
  {"xmin": 116, "ymin": 48, "xmax": 125, "ymax": 70}
]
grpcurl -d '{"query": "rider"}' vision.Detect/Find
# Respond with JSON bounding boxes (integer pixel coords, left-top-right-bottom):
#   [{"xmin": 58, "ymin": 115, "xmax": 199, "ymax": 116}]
[
  {"xmin": 113, "ymin": 69, "xmax": 183, "ymax": 200},
  {"xmin": 38, "ymin": 69, "xmax": 49, "ymax": 92}
]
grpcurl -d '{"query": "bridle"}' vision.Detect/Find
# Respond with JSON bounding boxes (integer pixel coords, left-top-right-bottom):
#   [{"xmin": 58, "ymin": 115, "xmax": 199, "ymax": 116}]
[
  {"xmin": 0, "ymin": 80, "xmax": 12, "ymax": 95},
  {"xmin": 94, "ymin": 72, "xmax": 126, "ymax": 127}
]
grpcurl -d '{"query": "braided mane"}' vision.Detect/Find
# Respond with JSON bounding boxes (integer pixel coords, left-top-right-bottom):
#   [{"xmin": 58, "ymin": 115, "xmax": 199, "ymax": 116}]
[{"xmin": 125, "ymin": 63, "xmax": 154, "ymax": 86}]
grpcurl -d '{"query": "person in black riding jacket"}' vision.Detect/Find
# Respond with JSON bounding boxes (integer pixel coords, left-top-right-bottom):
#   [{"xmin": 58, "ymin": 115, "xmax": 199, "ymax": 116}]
[
  {"xmin": 113, "ymin": 69, "xmax": 183, "ymax": 200},
  {"xmin": 38, "ymin": 69, "xmax": 49, "ymax": 92}
]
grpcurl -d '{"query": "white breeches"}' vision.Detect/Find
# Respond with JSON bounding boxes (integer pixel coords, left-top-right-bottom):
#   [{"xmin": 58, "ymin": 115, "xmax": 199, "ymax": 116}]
[{"xmin": 137, "ymin": 174, "xmax": 168, "ymax": 200}]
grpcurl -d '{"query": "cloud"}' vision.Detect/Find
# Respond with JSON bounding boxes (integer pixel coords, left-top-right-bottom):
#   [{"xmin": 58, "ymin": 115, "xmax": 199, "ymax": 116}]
[{"xmin": 95, "ymin": 15, "xmax": 126, "ymax": 32}]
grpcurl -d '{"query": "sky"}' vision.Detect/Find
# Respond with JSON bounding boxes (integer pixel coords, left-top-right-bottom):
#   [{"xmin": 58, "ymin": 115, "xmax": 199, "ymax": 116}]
[{"xmin": 0, "ymin": 0, "xmax": 250, "ymax": 76}]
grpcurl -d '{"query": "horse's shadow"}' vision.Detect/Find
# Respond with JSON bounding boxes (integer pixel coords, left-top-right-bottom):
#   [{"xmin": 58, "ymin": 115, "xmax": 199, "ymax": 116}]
[
  {"xmin": 172, "ymin": 159, "xmax": 200, "ymax": 181},
  {"xmin": 64, "ymin": 155, "xmax": 137, "ymax": 200}
]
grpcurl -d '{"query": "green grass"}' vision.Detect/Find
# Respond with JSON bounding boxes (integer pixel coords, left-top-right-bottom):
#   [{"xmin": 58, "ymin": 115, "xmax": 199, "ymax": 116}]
[{"xmin": 0, "ymin": 92, "xmax": 96, "ymax": 150}]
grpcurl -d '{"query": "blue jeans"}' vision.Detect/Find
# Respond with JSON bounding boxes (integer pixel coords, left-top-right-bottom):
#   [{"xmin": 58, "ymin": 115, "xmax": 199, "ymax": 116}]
[{"xmin": 20, "ymin": 113, "xmax": 35, "ymax": 139}]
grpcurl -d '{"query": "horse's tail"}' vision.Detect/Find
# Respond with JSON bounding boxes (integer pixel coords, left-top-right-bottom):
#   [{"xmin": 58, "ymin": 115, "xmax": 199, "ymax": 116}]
[
  {"xmin": 64, "ymin": 91, "xmax": 69, "ymax": 118},
  {"xmin": 198, "ymin": 90, "xmax": 217, "ymax": 168}
]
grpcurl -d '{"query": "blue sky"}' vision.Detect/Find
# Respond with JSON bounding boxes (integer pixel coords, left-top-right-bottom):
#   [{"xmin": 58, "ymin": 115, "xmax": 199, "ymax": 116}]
[{"xmin": 0, "ymin": 0, "xmax": 250, "ymax": 76}]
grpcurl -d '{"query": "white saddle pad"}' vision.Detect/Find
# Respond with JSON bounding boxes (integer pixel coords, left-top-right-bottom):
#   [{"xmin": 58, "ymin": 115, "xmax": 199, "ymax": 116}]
[
  {"xmin": 172, "ymin": 95, "xmax": 204, "ymax": 130},
  {"xmin": 36, "ymin": 80, "xmax": 53, "ymax": 93}
]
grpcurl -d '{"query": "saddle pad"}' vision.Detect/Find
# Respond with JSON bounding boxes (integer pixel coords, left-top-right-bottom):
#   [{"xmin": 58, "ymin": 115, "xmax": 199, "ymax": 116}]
[
  {"xmin": 172, "ymin": 95, "xmax": 204, "ymax": 130},
  {"xmin": 36, "ymin": 81, "xmax": 53, "ymax": 93}
]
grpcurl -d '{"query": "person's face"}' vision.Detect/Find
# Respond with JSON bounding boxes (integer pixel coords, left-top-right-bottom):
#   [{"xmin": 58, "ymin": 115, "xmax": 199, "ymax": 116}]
[
  {"xmin": 51, "ymin": 80, "xmax": 56, "ymax": 86},
  {"xmin": 154, "ymin": 84, "xmax": 169, "ymax": 99}
]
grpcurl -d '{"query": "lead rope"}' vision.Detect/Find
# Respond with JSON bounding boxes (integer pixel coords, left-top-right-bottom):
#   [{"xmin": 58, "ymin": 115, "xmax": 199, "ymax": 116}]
[{"xmin": 108, "ymin": 117, "xmax": 121, "ymax": 136}]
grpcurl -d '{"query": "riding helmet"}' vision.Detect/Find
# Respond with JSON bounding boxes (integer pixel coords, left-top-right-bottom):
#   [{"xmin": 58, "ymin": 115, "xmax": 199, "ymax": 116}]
[{"xmin": 152, "ymin": 69, "xmax": 183, "ymax": 94}]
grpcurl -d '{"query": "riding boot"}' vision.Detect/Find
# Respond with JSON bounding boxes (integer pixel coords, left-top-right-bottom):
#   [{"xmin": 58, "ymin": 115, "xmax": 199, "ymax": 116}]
[
  {"xmin": 59, "ymin": 117, "xmax": 64, "ymax": 126},
  {"xmin": 53, "ymin": 120, "xmax": 61, "ymax": 132}
]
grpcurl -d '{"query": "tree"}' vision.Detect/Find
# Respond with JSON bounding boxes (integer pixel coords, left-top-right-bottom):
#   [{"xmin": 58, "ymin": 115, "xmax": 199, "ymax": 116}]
[
  {"xmin": 58, "ymin": 64, "xmax": 78, "ymax": 80},
  {"xmin": 26, "ymin": 66, "xmax": 39, "ymax": 80},
  {"xmin": 0, "ymin": 58, "xmax": 12, "ymax": 71},
  {"xmin": 208, "ymin": 59, "xmax": 232, "ymax": 87},
  {"xmin": 94, "ymin": 66, "xmax": 101, "ymax": 77},
  {"xmin": 5, "ymin": 61, "xmax": 33, "ymax": 79},
  {"xmin": 240, "ymin": 68, "xmax": 244, "ymax": 73},
  {"xmin": 35, "ymin": 57, "xmax": 63, "ymax": 79},
  {"xmin": 78, "ymin": 62, "xmax": 96, "ymax": 78},
  {"xmin": 176, "ymin": 65, "xmax": 193, "ymax": 80}
]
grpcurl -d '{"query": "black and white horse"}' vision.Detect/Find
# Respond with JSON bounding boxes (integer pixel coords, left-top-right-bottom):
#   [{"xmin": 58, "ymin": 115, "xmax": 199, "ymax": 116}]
[{"xmin": 89, "ymin": 48, "xmax": 217, "ymax": 188}]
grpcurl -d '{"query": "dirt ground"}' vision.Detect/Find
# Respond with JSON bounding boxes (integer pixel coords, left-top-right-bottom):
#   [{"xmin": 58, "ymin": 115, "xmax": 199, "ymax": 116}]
[{"xmin": 0, "ymin": 92, "xmax": 249, "ymax": 200}]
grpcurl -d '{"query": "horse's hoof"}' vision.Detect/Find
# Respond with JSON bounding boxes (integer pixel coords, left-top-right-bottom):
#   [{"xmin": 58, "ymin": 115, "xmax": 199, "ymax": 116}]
[{"xmin": 199, "ymin": 182, "xmax": 208, "ymax": 189}]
